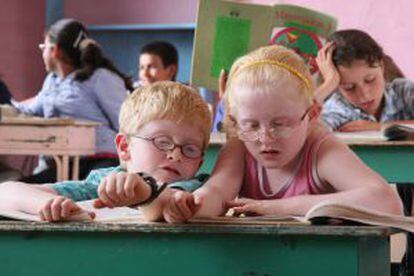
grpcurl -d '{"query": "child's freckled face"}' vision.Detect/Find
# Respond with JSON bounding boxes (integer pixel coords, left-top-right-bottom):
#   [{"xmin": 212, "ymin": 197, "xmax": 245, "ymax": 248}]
[
  {"xmin": 232, "ymin": 85, "xmax": 309, "ymax": 169},
  {"xmin": 124, "ymin": 120, "xmax": 204, "ymax": 183}
]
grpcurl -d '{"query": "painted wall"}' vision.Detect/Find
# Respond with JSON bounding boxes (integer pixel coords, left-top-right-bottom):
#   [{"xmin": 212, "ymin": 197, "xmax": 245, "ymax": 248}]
[
  {"xmin": 0, "ymin": 0, "xmax": 46, "ymax": 100},
  {"xmin": 64, "ymin": 0, "xmax": 198, "ymax": 83},
  {"xmin": 250, "ymin": 0, "xmax": 414, "ymax": 79},
  {"xmin": 2, "ymin": 0, "xmax": 413, "ymax": 99},
  {"xmin": 65, "ymin": 0, "xmax": 414, "ymax": 79},
  {"xmin": 64, "ymin": 0, "xmax": 197, "ymax": 25}
]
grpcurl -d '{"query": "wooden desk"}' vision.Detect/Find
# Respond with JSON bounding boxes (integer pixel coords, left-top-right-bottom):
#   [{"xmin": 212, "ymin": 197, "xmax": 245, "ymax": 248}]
[
  {"xmin": 0, "ymin": 119, "xmax": 97, "ymax": 181},
  {"xmin": 200, "ymin": 133, "xmax": 414, "ymax": 183},
  {"xmin": 0, "ymin": 220, "xmax": 391, "ymax": 276}
]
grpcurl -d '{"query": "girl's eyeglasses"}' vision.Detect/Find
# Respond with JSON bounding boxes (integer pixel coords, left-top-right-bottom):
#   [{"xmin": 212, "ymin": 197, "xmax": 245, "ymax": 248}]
[{"xmin": 237, "ymin": 108, "xmax": 310, "ymax": 142}]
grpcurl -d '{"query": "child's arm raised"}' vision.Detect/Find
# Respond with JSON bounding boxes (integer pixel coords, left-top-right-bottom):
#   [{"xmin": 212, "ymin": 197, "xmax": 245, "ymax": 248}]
[{"xmin": 315, "ymin": 42, "xmax": 340, "ymax": 104}]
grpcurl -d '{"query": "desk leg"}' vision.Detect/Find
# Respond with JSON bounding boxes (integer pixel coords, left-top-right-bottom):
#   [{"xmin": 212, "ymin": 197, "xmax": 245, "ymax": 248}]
[
  {"xmin": 52, "ymin": 155, "xmax": 63, "ymax": 182},
  {"xmin": 71, "ymin": 156, "xmax": 80, "ymax": 180},
  {"xmin": 61, "ymin": 156, "xmax": 69, "ymax": 181}
]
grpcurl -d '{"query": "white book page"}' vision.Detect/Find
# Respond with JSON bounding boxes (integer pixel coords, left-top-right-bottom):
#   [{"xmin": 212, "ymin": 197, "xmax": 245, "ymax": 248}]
[
  {"xmin": 0, "ymin": 200, "xmax": 144, "ymax": 223},
  {"xmin": 334, "ymin": 131, "xmax": 386, "ymax": 142}
]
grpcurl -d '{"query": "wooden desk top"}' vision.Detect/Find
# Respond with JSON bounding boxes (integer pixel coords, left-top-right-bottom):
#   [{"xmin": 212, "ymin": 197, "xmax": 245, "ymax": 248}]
[
  {"xmin": 0, "ymin": 117, "xmax": 100, "ymax": 126},
  {"xmin": 209, "ymin": 132, "xmax": 414, "ymax": 146},
  {"xmin": 0, "ymin": 220, "xmax": 393, "ymax": 236}
]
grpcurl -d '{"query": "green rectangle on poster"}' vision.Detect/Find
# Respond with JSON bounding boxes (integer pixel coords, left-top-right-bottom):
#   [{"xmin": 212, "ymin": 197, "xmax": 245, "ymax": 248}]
[{"xmin": 210, "ymin": 16, "xmax": 251, "ymax": 78}]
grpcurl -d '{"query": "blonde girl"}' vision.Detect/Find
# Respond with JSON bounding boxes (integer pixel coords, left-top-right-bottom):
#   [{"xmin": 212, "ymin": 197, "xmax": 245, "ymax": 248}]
[{"xmin": 160, "ymin": 45, "xmax": 401, "ymax": 223}]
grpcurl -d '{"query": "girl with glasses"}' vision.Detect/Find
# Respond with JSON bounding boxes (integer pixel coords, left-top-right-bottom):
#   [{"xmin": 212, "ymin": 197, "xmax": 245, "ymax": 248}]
[{"xmin": 160, "ymin": 45, "xmax": 402, "ymax": 223}]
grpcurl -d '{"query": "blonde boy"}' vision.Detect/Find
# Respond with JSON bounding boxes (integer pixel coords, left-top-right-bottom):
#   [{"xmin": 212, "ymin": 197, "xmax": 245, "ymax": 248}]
[{"xmin": 0, "ymin": 81, "xmax": 212, "ymax": 221}]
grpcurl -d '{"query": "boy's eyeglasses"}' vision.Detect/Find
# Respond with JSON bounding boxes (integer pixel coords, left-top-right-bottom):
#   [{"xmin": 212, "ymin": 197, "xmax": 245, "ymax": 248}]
[
  {"xmin": 129, "ymin": 135, "xmax": 203, "ymax": 159},
  {"xmin": 237, "ymin": 108, "xmax": 310, "ymax": 142}
]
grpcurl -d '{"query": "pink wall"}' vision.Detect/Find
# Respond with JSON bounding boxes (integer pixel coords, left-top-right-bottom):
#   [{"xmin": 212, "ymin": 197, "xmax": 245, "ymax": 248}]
[
  {"xmin": 64, "ymin": 0, "xmax": 198, "ymax": 25},
  {"xmin": 251, "ymin": 0, "xmax": 414, "ymax": 79},
  {"xmin": 0, "ymin": 0, "xmax": 46, "ymax": 100},
  {"xmin": 66, "ymin": 0, "xmax": 414, "ymax": 78},
  {"xmin": 2, "ymin": 0, "xmax": 413, "ymax": 100}
]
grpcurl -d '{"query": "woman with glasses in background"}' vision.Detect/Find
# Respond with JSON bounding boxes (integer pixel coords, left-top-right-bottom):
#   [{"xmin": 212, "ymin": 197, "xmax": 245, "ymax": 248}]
[{"xmin": 10, "ymin": 18, "xmax": 132, "ymax": 183}]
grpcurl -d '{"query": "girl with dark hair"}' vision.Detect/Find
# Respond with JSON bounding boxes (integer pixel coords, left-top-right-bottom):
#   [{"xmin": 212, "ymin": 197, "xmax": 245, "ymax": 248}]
[
  {"xmin": 315, "ymin": 29, "xmax": 413, "ymax": 131},
  {"xmin": 13, "ymin": 18, "xmax": 132, "ymax": 183},
  {"xmin": 0, "ymin": 77, "xmax": 12, "ymax": 105}
]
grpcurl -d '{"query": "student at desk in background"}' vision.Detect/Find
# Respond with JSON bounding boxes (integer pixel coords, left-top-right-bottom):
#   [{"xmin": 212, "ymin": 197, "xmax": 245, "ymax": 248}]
[
  {"xmin": 134, "ymin": 41, "xmax": 178, "ymax": 88},
  {"xmin": 0, "ymin": 82, "xmax": 212, "ymax": 221},
  {"xmin": 10, "ymin": 18, "xmax": 132, "ymax": 183},
  {"xmin": 134, "ymin": 41, "xmax": 218, "ymax": 117},
  {"xmin": 316, "ymin": 29, "xmax": 414, "ymax": 132},
  {"xmin": 155, "ymin": 45, "xmax": 401, "ymax": 223}
]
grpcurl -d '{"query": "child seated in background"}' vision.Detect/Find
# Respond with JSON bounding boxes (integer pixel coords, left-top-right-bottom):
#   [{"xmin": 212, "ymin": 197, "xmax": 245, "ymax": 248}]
[
  {"xmin": 156, "ymin": 45, "xmax": 401, "ymax": 223},
  {"xmin": 316, "ymin": 29, "xmax": 414, "ymax": 132},
  {"xmin": 135, "ymin": 41, "xmax": 178, "ymax": 87},
  {"xmin": 11, "ymin": 18, "xmax": 132, "ymax": 183},
  {"xmin": 0, "ymin": 81, "xmax": 212, "ymax": 221}
]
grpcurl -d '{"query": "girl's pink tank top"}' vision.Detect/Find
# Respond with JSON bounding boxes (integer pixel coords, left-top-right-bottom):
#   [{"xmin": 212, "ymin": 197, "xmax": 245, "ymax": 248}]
[{"xmin": 240, "ymin": 131, "xmax": 334, "ymax": 199}]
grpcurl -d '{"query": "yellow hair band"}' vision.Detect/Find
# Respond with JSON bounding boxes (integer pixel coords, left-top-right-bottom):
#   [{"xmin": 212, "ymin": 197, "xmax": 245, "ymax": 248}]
[{"xmin": 231, "ymin": 59, "xmax": 312, "ymax": 95}]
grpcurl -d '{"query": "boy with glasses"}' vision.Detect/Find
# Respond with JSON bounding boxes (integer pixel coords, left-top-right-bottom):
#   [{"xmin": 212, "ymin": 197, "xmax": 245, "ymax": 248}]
[{"xmin": 0, "ymin": 81, "xmax": 212, "ymax": 221}]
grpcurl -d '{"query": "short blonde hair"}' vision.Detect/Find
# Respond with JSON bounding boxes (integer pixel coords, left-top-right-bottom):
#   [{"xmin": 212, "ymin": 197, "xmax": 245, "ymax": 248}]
[
  {"xmin": 119, "ymin": 81, "xmax": 212, "ymax": 148},
  {"xmin": 223, "ymin": 45, "xmax": 315, "ymax": 135}
]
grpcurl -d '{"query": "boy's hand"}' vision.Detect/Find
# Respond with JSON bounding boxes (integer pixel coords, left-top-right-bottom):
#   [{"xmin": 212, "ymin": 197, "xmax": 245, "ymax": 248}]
[
  {"xmin": 39, "ymin": 196, "xmax": 95, "ymax": 222},
  {"xmin": 163, "ymin": 191, "xmax": 201, "ymax": 223},
  {"xmin": 94, "ymin": 172, "xmax": 151, "ymax": 208}
]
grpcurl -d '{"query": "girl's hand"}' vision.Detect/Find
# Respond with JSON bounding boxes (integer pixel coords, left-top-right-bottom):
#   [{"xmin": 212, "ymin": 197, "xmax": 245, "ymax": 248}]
[
  {"xmin": 226, "ymin": 198, "xmax": 281, "ymax": 217},
  {"xmin": 94, "ymin": 172, "xmax": 151, "ymax": 208},
  {"xmin": 163, "ymin": 191, "xmax": 201, "ymax": 223},
  {"xmin": 218, "ymin": 69, "xmax": 228, "ymax": 99},
  {"xmin": 315, "ymin": 42, "xmax": 340, "ymax": 102},
  {"xmin": 316, "ymin": 42, "xmax": 340, "ymax": 87},
  {"xmin": 39, "ymin": 196, "xmax": 95, "ymax": 222},
  {"xmin": 338, "ymin": 120, "xmax": 382, "ymax": 132}
]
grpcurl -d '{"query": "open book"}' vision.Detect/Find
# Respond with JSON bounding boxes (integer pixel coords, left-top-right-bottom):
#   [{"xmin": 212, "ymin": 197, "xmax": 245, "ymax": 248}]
[
  {"xmin": 335, "ymin": 123, "xmax": 414, "ymax": 143},
  {"xmin": 383, "ymin": 123, "xmax": 414, "ymax": 141},
  {"xmin": 190, "ymin": 201, "xmax": 414, "ymax": 233},
  {"xmin": 191, "ymin": 0, "xmax": 338, "ymax": 90},
  {"xmin": 0, "ymin": 200, "xmax": 144, "ymax": 223}
]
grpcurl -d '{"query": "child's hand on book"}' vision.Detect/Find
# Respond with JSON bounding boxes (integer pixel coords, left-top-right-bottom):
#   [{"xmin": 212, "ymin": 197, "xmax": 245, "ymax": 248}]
[
  {"xmin": 163, "ymin": 191, "xmax": 201, "ymax": 223},
  {"xmin": 39, "ymin": 196, "xmax": 95, "ymax": 222},
  {"xmin": 94, "ymin": 172, "xmax": 151, "ymax": 208},
  {"xmin": 226, "ymin": 198, "xmax": 282, "ymax": 217}
]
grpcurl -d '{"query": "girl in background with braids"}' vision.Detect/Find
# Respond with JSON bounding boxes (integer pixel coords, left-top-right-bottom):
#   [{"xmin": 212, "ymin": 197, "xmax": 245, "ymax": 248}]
[
  {"xmin": 156, "ymin": 45, "xmax": 401, "ymax": 223},
  {"xmin": 12, "ymin": 18, "xmax": 132, "ymax": 183}
]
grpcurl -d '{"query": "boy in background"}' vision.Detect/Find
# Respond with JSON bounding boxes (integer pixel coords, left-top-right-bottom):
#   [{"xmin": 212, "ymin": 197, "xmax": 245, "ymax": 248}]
[{"xmin": 136, "ymin": 41, "xmax": 178, "ymax": 87}]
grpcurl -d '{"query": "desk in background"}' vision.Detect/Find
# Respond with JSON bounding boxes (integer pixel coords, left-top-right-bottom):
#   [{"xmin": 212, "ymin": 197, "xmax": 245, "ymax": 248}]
[
  {"xmin": 200, "ymin": 133, "xmax": 414, "ymax": 183},
  {"xmin": 0, "ymin": 119, "xmax": 97, "ymax": 181},
  {"xmin": 0, "ymin": 220, "xmax": 391, "ymax": 276}
]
